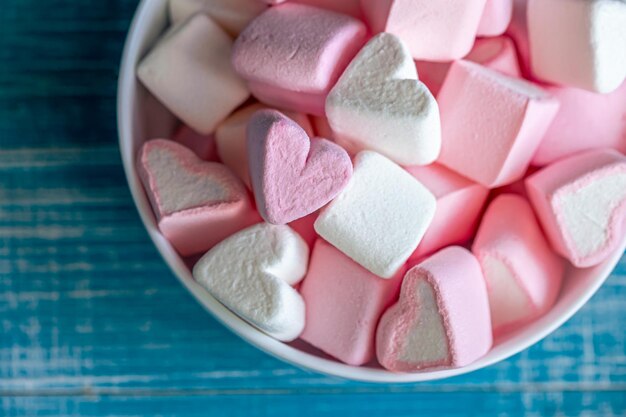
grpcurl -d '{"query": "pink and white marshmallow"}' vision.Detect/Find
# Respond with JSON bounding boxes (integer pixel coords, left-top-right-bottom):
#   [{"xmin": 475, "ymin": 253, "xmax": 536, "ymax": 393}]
[
  {"xmin": 326, "ymin": 33, "xmax": 441, "ymax": 166},
  {"xmin": 169, "ymin": 0, "xmax": 267, "ymax": 36},
  {"xmin": 232, "ymin": 4, "xmax": 367, "ymax": 115},
  {"xmin": 526, "ymin": 149, "xmax": 626, "ymax": 268},
  {"xmin": 215, "ymin": 103, "xmax": 313, "ymax": 188},
  {"xmin": 300, "ymin": 240, "xmax": 404, "ymax": 365},
  {"xmin": 137, "ymin": 139, "xmax": 257, "ymax": 256},
  {"xmin": 315, "ymin": 151, "xmax": 436, "ymax": 278},
  {"xmin": 193, "ymin": 223, "xmax": 308, "ymax": 341},
  {"xmin": 247, "ymin": 110, "xmax": 353, "ymax": 224},
  {"xmin": 376, "ymin": 246, "xmax": 492, "ymax": 372},
  {"xmin": 472, "ymin": 194, "xmax": 564, "ymax": 336},
  {"xmin": 527, "ymin": 0, "xmax": 626, "ymax": 93},
  {"xmin": 360, "ymin": 0, "xmax": 488, "ymax": 61},
  {"xmin": 407, "ymin": 164, "xmax": 489, "ymax": 259},
  {"xmin": 437, "ymin": 60, "xmax": 559, "ymax": 188},
  {"xmin": 137, "ymin": 14, "xmax": 249, "ymax": 135}
]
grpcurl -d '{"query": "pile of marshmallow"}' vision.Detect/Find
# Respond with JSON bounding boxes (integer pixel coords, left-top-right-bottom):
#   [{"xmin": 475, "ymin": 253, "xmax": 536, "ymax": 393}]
[{"xmin": 135, "ymin": 0, "xmax": 626, "ymax": 372}]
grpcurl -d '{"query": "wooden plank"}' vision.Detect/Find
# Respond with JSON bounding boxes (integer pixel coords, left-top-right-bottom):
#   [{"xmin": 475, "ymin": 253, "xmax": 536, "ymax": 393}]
[
  {"xmin": 2, "ymin": 391, "xmax": 625, "ymax": 417},
  {"xmin": 0, "ymin": 149, "xmax": 625, "ymax": 393},
  {"xmin": 1, "ymin": 0, "xmax": 625, "ymax": 415}
]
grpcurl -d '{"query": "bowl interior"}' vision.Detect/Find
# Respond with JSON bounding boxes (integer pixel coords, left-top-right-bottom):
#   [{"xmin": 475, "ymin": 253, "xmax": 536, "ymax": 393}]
[{"xmin": 117, "ymin": 0, "xmax": 626, "ymax": 383}]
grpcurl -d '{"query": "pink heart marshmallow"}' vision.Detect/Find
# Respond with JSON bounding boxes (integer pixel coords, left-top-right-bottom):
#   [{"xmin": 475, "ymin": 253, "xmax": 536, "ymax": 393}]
[{"xmin": 247, "ymin": 110, "xmax": 353, "ymax": 225}]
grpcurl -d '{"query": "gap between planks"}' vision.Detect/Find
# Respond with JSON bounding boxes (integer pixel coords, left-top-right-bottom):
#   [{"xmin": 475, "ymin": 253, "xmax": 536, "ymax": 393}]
[{"xmin": 2, "ymin": 382, "xmax": 626, "ymax": 398}]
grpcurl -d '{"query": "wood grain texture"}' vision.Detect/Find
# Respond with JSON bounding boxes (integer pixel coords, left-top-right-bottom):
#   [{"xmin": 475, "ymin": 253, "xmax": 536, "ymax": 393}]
[{"xmin": 0, "ymin": 1, "xmax": 625, "ymax": 416}]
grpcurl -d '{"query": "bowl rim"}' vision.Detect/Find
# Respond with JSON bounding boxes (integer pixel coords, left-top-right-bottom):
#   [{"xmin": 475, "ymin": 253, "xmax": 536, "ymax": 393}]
[{"xmin": 117, "ymin": 0, "xmax": 626, "ymax": 383}]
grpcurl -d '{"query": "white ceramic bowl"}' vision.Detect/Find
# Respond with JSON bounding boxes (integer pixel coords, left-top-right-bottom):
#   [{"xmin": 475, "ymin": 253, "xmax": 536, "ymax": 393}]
[{"xmin": 117, "ymin": 0, "xmax": 626, "ymax": 382}]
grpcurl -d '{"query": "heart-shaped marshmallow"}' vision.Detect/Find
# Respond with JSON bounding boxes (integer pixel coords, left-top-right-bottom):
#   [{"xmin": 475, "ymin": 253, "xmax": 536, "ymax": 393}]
[
  {"xmin": 137, "ymin": 139, "xmax": 257, "ymax": 256},
  {"xmin": 526, "ymin": 149, "xmax": 626, "ymax": 268},
  {"xmin": 326, "ymin": 33, "xmax": 441, "ymax": 166},
  {"xmin": 376, "ymin": 247, "xmax": 492, "ymax": 372},
  {"xmin": 193, "ymin": 223, "xmax": 308, "ymax": 341},
  {"xmin": 215, "ymin": 103, "xmax": 314, "ymax": 189},
  {"xmin": 247, "ymin": 110, "xmax": 353, "ymax": 225}
]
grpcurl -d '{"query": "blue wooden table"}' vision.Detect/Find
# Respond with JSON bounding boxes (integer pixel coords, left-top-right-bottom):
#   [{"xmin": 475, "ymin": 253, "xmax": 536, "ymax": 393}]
[{"xmin": 1, "ymin": 1, "xmax": 625, "ymax": 416}]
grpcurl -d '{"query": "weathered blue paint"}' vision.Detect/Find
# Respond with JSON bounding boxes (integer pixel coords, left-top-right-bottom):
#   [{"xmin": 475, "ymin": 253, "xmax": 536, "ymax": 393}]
[{"xmin": 1, "ymin": 1, "xmax": 625, "ymax": 416}]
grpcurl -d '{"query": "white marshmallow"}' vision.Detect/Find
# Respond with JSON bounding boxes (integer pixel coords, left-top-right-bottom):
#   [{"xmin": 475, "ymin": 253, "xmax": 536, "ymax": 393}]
[
  {"xmin": 314, "ymin": 151, "xmax": 436, "ymax": 278},
  {"xmin": 193, "ymin": 223, "xmax": 308, "ymax": 341},
  {"xmin": 169, "ymin": 0, "xmax": 267, "ymax": 36},
  {"xmin": 528, "ymin": 0, "xmax": 626, "ymax": 93},
  {"xmin": 137, "ymin": 14, "xmax": 249, "ymax": 134},
  {"xmin": 325, "ymin": 33, "xmax": 441, "ymax": 166}
]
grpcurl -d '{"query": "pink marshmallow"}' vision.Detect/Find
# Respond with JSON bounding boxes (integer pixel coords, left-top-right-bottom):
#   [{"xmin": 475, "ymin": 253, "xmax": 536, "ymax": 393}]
[
  {"xmin": 232, "ymin": 4, "xmax": 367, "ymax": 115},
  {"xmin": 172, "ymin": 125, "xmax": 218, "ymax": 161},
  {"xmin": 215, "ymin": 103, "xmax": 313, "ymax": 188},
  {"xmin": 472, "ymin": 194, "xmax": 564, "ymax": 336},
  {"xmin": 300, "ymin": 240, "xmax": 404, "ymax": 365},
  {"xmin": 376, "ymin": 246, "xmax": 492, "ymax": 372},
  {"xmin": 247, "ymin": 110, "xmax": 353, "ymax": 224},
  {"xmin": 526, "ymin": 149, "xmax": 626, "ymax": 268},
  {"xmin": 416, "ymin": 36, "xmax": 521, "ymax": 96},
  {"xmin": 531, "ymin": 82, "xmax": 626, "ymax": 166},
  {"xmin": 360, "ymin": 0, "xmax": 487, "ymax": 61},
  {"xmin": 137, "ymin": 139, "xmax": 258, "ymax": 256},
  {"xmin": 406, "ymin": 164, "xmax": 489, "ymax": 259},
  {"xmin": 477, "ymin": 0, "xmax": 513, "ymax": 37},
  {"xmin": 437, "ymin": 60, "xmax": 559, "ymax": 188}
]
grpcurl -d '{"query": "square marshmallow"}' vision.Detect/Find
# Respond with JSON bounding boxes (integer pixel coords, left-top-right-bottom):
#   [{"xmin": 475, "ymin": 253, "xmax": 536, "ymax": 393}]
[
  {"xmin": 407, "ymin": 163, "xmax": 489, "ymax": 259},
  {"xmin": 361, "ymin": 0, "xmax": 487, "ymax": 61},
  {"xmin": 138, "ymin": 14, "xmax": 249, "ymax": 134},
  {"xmin": 528, "ymin": 0, "xmax": 626, "ymax": 93},
  {"xmin": 437, "ymin": 60, "xmax": 559, "ymax": 188},
  {"xmin": 168, "ymin": 0, "xmax": 267, "ymax": 36},
  {"xmin": 300, "ymin": 240, "xmax": 404, "ymax": 365},
  {"xmin": 315, "ymin": 151, "xmax": 436, "ymax": 278}
]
